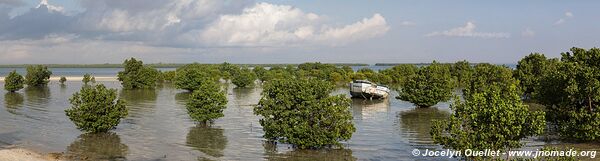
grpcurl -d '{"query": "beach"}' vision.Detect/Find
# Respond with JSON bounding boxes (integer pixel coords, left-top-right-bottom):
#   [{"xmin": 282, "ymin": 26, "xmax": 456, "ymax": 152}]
[{"xmin": 0, "ymin": 148, "xmax": 62, "ymax": 161}]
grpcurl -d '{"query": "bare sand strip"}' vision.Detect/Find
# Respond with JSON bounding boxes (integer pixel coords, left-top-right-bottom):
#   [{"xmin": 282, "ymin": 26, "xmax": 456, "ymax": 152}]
[
  {"xmin": 0, "ymin": 148, "xmax": 62, "ymax": 161},
  {"xmin": 0, "ymin": 76, "xmax": 118, "ymax": 82}
]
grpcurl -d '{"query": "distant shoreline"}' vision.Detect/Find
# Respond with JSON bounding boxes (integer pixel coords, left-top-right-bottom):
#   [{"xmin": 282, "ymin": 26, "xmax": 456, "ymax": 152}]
[
  {"xmin": 0, "ymin": 63, "xmax": 371, "ymax": 68},
  {"xmin": 0, "ymin": 76, "xmax": 118, "ymax": 82}
]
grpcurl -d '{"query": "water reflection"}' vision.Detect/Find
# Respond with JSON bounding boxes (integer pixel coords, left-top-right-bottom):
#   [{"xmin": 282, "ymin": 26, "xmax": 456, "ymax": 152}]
[
  {"xmin": 351, "ymin": 99, "xmax": 390, "ymax": 119},
  {"xmin": 174, "ymin": 92, "xmax": 191, "ymax": 105},
  {"xmin": 232, "ymin": 87, "xmax": 259, "ymax": 107},
  {"xmin": 398, "ymin": 107, "xmax": 450, "ymax": 145},
  {"xmin": 186, "ymin": 124, "xmax": 227, "ymax": 160},
  {"xmin": 119, "ymin": 89, "xmax": 158, "ymax": 118},
  {"xmin": 263, "ymin": 142, "xmax": 356, "ymax": 161},
  {"xmin": 65, "ymin": 132, "xmax": 128, "ymax": 160},
  {"xmin": 24, "ymin": 86, "xmax": 51, "ymax": 108},
  {"xmin": 119, "ymin": 89, "xmax": 158, "ymax": 105},
  {"xmin": 59, "ymin": 84, "xmax": 67, "ymax": 92},
  {"xmin": 4, "ymin": 92, "xmax": 24, "ymax": 109}
]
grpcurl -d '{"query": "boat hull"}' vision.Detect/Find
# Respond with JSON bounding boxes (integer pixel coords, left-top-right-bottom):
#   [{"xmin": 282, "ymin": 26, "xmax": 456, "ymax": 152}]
[
  {"xmin": 350, "ymin": 92, "xmax": 387, "ymax": 99},
  {"xmin": 349, "ymin": 81, "xmax": 390, "ymax": 99}
]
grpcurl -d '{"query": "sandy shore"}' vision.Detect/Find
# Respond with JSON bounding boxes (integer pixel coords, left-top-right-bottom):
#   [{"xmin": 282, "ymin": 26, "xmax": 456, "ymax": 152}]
[
  {"xmin": 0, "ymin": 76, "xmax": 118, "ymax": 82},
  {"xmin": 0, "ymin": 148, "xmax": 62, "ymax": 161}
]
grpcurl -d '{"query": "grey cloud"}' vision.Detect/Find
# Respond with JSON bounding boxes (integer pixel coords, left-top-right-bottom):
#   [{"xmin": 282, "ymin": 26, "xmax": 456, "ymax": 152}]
[
  {"xmin": 0, "ymin": 0, "xmax": 388, "ymax": 55},
  {"xmin": 0, "ymin": 4, "xmax": 74, "ymax": 40},
  {"xmin": 0, "ymin": 0, "xmax": 25, "ymax": 7},
  {"xmin": 0, "ymin": 0, "xmax": 253, "ymax": 43}
]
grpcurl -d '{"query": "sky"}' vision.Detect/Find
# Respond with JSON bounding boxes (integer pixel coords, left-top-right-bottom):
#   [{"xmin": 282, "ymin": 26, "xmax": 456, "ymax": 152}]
[{"xmin": 0, "ymin": 0, "xmax": 598, "ymax": 64}]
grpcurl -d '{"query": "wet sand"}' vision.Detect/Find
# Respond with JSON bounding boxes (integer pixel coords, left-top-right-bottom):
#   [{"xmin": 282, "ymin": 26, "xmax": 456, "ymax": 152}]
[{"xmin": 0, "ymin": 148, "xmax": 62, "ymax": 161}]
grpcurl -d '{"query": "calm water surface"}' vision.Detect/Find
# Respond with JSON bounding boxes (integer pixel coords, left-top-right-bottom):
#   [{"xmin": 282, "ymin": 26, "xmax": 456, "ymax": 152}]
[
  {"xmin": 0, "ymin": 80, "xmax": 454, "ymax": 160},
  {"xmin": 0, "ymin": 80, "xmax": 582, "ymax": 160}
]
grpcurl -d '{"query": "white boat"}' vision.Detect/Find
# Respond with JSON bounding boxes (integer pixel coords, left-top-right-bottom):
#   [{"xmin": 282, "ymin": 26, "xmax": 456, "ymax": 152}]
[{"xmin": 349, "ymin": 80, "xmax": 390, "ymax": 99}]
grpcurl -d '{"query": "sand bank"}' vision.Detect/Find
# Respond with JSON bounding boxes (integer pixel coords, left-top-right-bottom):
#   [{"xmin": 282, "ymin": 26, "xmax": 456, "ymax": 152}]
[{"xmin": 0, "ymin": 148, "xmax": 62, "ymax": 161}]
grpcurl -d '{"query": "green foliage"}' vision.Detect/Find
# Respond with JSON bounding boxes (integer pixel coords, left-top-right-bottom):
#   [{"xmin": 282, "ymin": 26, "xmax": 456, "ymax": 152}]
[
  {"xmin": 91, "ymin": 76, "xmax": 96, "ymax": 84},
  {"xmin": 356, "ymin": 68, "xmax": 375, "ymax": 80},
  {"xmin": 175, "ymin": 64, "xmax": 220, "ymax": 92},
  {"xmin": 262, "ymin": 67, "xmax": 295, "ymax": 82},
  {"xmin": 514, "ymin": 53, "xmax": 557, "ymax": 99},
  {"xmin": 341, "ymin": 65, "xmax": 353, "ymax": 73},
  {"xmin": 254, "ymin": 78, "xmax": 355, "ymax": 149},
  {"xmin": 296, "ymin": 62, "xmax": 353, "ymax": 84},
  {"xmin": 232, "ymin": 67, "xmax": 257, "ymax": 88},
  {"xmin": 161, "ymin": 71, "xmax": 177, "ymax": 82},
  {"xmin": 25, "ymin": 65, "xmax": 52, "ymax": 86},
  {"xmin": 186, "ymin": 80, "xmax": 227, "ymax": 123},
  {"xmin": 535, "ymin": 47, "xmax": 600, "ymax": 141},
  {"xmin": 329, "ymin": 72, "xmax": 344, "ymax": 83},
  {"xmin": 253, "ymin": 66, "xmax": 267, "ymax": 82},
  {"xmin": 370, "ymin": 73, "xmax": 393, "ymax": 85},
  {"xmin": 65, "ymin": 84, "xmax": 128, "ymax": 133},
  {"xmin": 379, "ymin": 64, "xmax": 418, "ymax": 87},
  {"xmin": 82, "ymin": 73, "xmax": 91, "ymax": 84},
  {"xmin": 59, "ymin": 76, "xmax": 67, "ymax": 84},
  {"xmin": 117, "ymin": 58, "xmax": 159, "ymax": 89},
  {"xmin": 397, "ymin": 61, "xmax": 453, "ymax": 107},
  {"xmin": 450, "ymin": 60, "xmax": 473, "ymax": 88},
  {"xmin": 465, "ymin": 63, "xmax": 516, "ymax": 96},
  {"xmin": 219, "ymin": 62, "xmax": 240, "ymax": 81},
  {"xmin": 4, "ymin": 70, "xmax": 24, "ymax": 92},
  {"xmin": 431, "ymin": 64, "xmax": 545, "ymax": 160},
  {"xmin": 285, "ymin": 65, "xmax": 297, "ymax": 75},
  {"xmin": 351, "ymin": 72, "xmax": 366, "ymax": 80}
]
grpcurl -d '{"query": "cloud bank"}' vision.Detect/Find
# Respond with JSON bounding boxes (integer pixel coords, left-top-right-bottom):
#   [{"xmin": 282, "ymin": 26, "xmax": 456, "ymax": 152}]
[
  {"xmin": 0, "ymin": 0, "xmax": 388, "ymax": 47},
  {"xmin": 0, "ymin": 0, "xmax": 389, "ymax": 63},
  {"xmin": 197, "ymin": 3, "xmax": 388, "ymax": 47}
]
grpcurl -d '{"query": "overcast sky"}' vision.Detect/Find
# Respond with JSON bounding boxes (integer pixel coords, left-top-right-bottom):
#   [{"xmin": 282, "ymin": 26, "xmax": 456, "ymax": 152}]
[{"xmin": 0, "ymin": 0, "xmax": 598, "ymax": 64}]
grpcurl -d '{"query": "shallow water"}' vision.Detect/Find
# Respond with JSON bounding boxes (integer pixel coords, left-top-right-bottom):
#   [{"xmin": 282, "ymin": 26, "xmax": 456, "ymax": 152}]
[{"xmin": 0, "ymin": 81, "xmax": 589, "ymax": 160}]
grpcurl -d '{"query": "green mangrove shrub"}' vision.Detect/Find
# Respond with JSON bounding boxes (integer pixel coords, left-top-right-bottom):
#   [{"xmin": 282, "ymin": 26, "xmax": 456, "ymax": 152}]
[
  {"xmin": 262, "ymin": 67, "xmax": 295, "ymax": 82},
  {"xmin": 82, "ymin": 73, "xmax": 91, "ymax": 84},
  {"xmin": 450, "ymin": 60, "xmax": 473, "ymax": 88},
  {"xmin": 186, "ymin": 80, "xmax": 227, "ymax": 123},
  {"xmin": 117, "ymin": 58, "xmax": 159, "ymax": 89},
  {"xmin": 161, "ymin": 71, "xmax": 176, "ymax": 82},
  {"xmin": 4, "ymin": 70, "xmax": 24, "ymax": 92},
  {"xmin": 253, "ymin": 66, "xmax": 267, "ymax": 82},
  {"xmin": 232, "ymin": 67, "xmax": 256, "ymax": 88},
  {"xmin": 535, "ymin": 47, "xmax": 600, "ymax": 141},
  {"xmin": 397, "ymin": 61, "xmax": 453, "ymax": 107},
  {"xmin": 59, "ymin": 76, "xmax": 67, "ymax": 84},
  {"xmin": 254, "ymin": 78, "xmax": 355, "ymax": 149},
  {"xmin": 431, "ymin": 64, "xmax": 545, "ymax": 160},
  {"xmin": 25, "ymin": 65, "xmax": 52, "ymax": 86},
  {"xmin": 65, "ymin": 84, "xmax": 128, "ymax": 133},
  {"xmin": 514, "ymin": 53, "xmax": 557, "ymax": 99},
  {"xmin": 175, "ymin": 64, "xmax": 220, "ymax": 91},
  {"xmin": 218, "ymin": 62, "xmax": 239, "ymax": 82}
]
